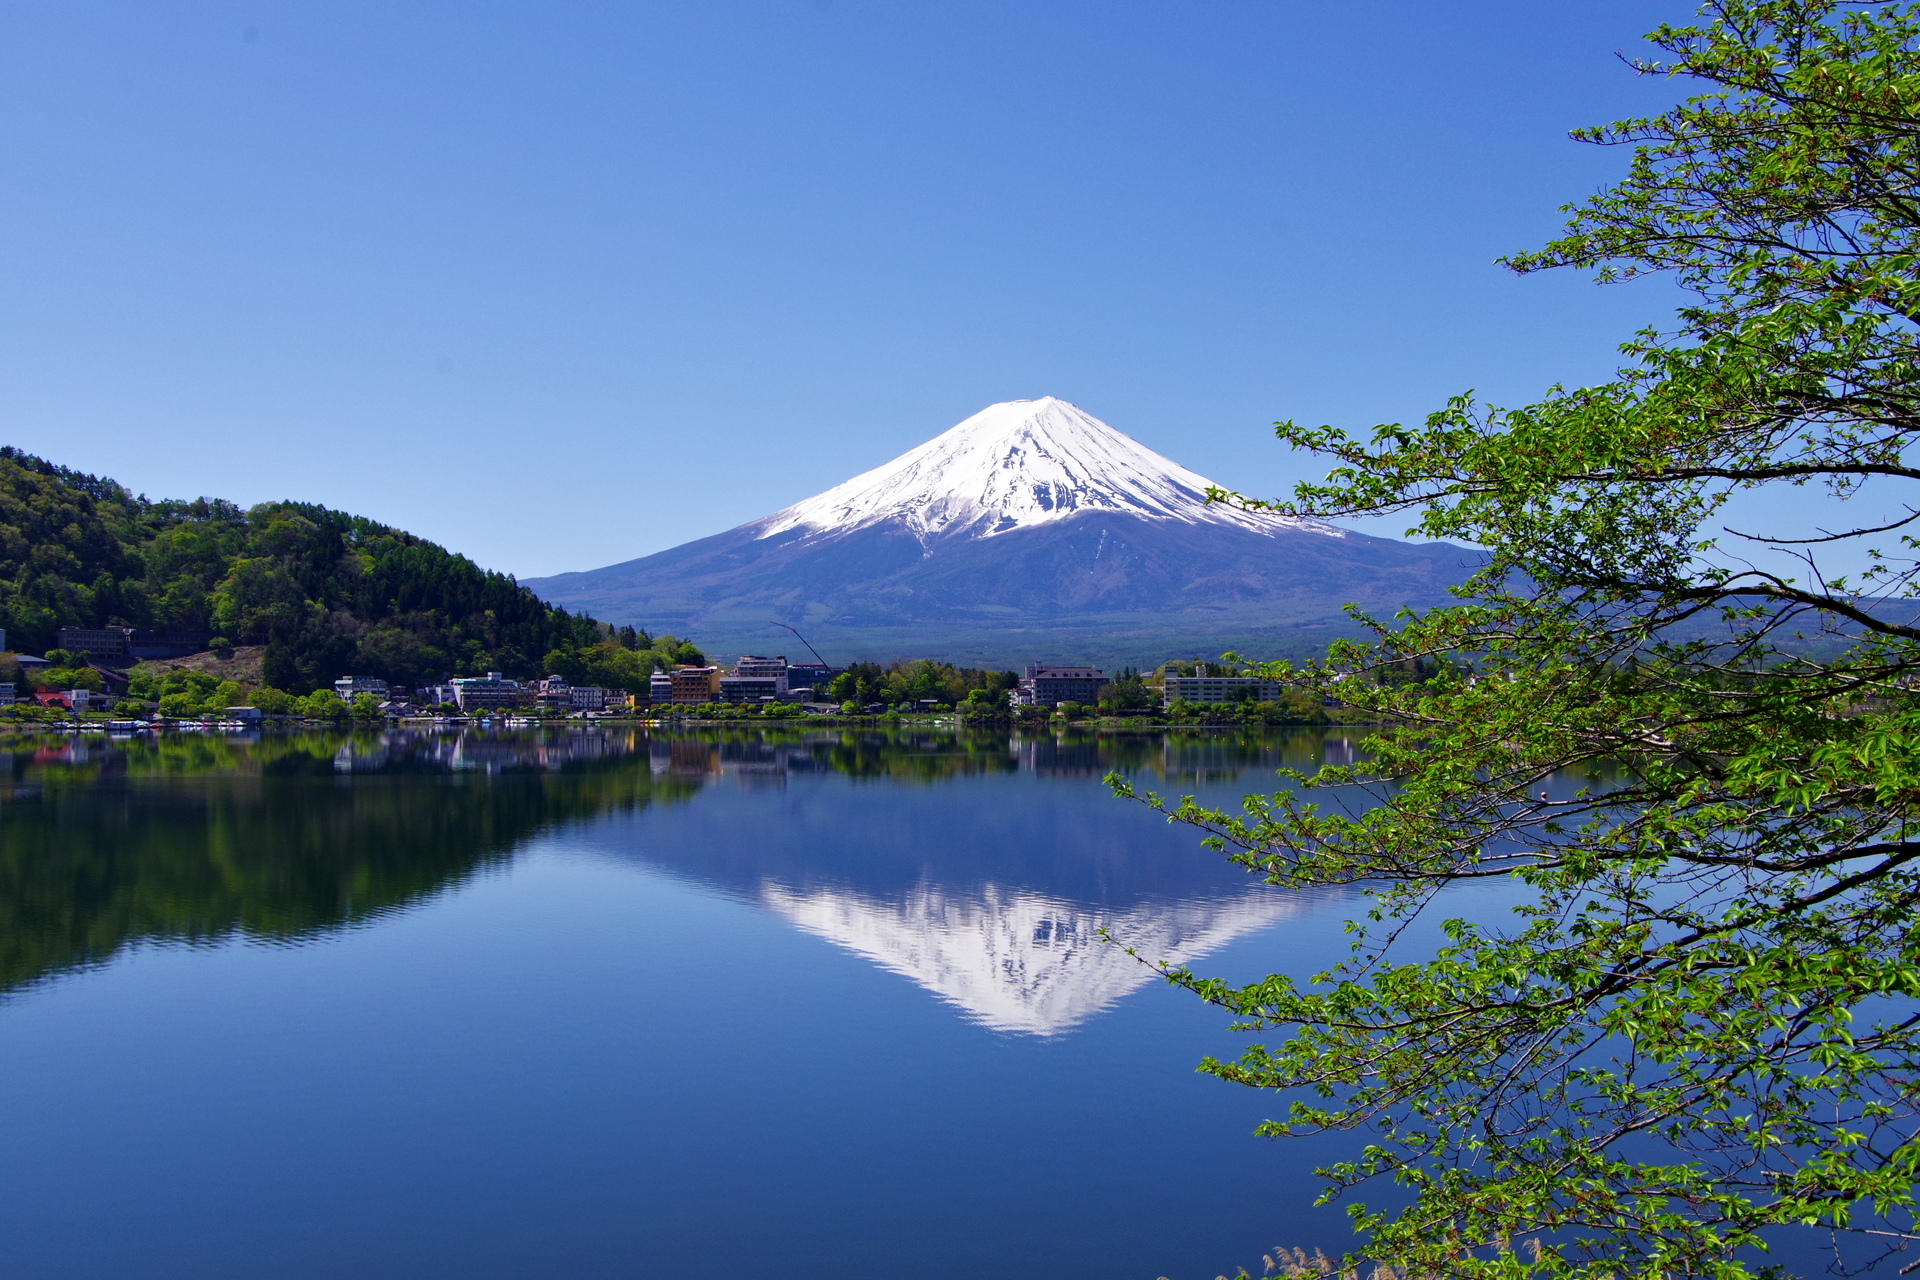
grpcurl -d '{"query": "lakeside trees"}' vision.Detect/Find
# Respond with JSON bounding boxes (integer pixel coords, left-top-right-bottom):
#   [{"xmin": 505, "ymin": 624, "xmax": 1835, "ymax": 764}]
[{"xmin": 1124, "ymin": 4, "xmax": 1920, "ymax": 1276}]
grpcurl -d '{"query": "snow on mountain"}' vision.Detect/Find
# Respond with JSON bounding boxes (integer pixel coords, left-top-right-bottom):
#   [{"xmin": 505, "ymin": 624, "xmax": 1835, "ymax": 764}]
[
  {"xmin": 523, "ymin": 395, "xmax": 1475, "ymax": 665},
  {"xmin": 753, "ymin": 396, "xmax": 1341, "ymax": 545}
]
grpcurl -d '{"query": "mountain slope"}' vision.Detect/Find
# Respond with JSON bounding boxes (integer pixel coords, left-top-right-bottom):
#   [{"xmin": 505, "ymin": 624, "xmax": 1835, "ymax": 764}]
[
  {"xmin": 0, "ymin": 446, "xmax": 618, "ymax": 691},
  {"xmin": 528, "ymin": 398, "xmax": 1479, "ymax": 665}
]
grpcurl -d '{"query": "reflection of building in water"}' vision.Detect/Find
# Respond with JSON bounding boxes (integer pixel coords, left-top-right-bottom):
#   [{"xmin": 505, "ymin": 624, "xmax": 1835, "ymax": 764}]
[
  {"xmin": 1011, "ymin": 735, "xmax": 1106, "ymax": 777},
  {"xmin": 757, "ymin": 880, "xmax": 1304, "ymax": 1036},
  {"xmin": 666, "ymin": 742, "xmax": 720, "ymax": 777},
  {"xmin": 334, "ymin": 741, "xmax": 391, "ymax": 773},
  {"xmin": 647, "ymin": 738, "xmax": 835, "ymax": 784},
  {"xmin": 313, "ymin": 727, "xmax": 658, "ymax": 775}
]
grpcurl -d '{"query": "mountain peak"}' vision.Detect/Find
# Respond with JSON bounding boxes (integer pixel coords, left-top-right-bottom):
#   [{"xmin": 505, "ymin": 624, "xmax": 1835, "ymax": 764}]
[{"xmin": 753, "ymin": 398, "xmax": 1341, "ymax": 545}]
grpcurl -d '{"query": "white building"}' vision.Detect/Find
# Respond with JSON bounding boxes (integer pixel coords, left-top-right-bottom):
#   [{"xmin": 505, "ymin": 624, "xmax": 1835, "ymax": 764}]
[
  {"xmin": 733, "ymin": 655, "xmax": 790, "ymax": 693},
  {"xmin": 1162, "ymin": 675, "xmax": 1284, "ymax": 706},
  {"xmin": 718, "ymin": 675, "xmax": 782, "ymax": 704},
  {"xmin": 450, "ymin": 672, "xmax": 521, "ymax": 711},
  {"xmin": 334, "ymin": 676, "xmax": 391, "ymax": 703}
]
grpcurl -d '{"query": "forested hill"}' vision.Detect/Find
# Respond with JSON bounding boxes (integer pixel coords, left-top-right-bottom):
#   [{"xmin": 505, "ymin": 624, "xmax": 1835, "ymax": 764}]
[{"xmin": 0, "ymin": 447, "xmax": 677, "ymax": 693}]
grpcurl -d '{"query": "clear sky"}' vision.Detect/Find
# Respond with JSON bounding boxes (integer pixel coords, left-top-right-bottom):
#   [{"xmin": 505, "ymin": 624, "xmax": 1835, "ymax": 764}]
[{"xmin": 0, "ymin": 1, "xmax": 1692, "ymax": 579}]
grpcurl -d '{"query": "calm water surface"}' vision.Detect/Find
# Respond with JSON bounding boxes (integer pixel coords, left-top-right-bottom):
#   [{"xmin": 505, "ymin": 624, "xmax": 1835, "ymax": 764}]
[{"xmin": 0, "ymin": 726, "xmax": 1450, "ymax": 1279}]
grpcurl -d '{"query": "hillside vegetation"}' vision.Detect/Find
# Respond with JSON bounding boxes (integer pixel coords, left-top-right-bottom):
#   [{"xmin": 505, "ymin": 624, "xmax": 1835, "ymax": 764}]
[{"xmin": 0, "ymin": 447, "xmax": 696, "ymax": 693}]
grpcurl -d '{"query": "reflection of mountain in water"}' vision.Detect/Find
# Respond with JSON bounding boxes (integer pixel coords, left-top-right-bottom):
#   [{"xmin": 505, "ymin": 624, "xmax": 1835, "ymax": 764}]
[
  {"xmin": 598, "ymin": 727, "xmax": 1354, "ymax": 1035},
  {"xmin": 0, "ymin": 726, "xmax": 1356, "ymax": 1033},
  {"xmin": 760, "ymin": 881, "xmax": 1302, "ymax": 1035}
]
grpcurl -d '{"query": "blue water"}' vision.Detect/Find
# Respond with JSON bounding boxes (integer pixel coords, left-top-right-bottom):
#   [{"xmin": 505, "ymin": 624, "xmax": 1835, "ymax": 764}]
[{"xmin": 0, "ymin": 727, "xmax": 1455, "ymax": 1279}]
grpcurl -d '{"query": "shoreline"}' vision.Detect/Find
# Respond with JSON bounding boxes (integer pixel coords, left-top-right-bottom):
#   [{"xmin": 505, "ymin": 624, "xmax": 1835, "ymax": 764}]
[{"xmin": 0, "ymin": 712, "xmax": 1382, "ymax": 733}]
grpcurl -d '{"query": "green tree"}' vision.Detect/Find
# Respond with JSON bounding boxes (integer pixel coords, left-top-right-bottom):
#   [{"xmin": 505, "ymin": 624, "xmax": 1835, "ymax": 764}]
[
  {"xmin": 1096, "ymin": 667, "xmax": 1154, "ymax": 711},
  {"xmin": 1126, "ymin": 5, "xmax": 1920, "ymax": 1276},
  {"xmin": 297, "ymin": 690, "xmax": 347, "ymax": 720},
  {"xmin": 36, "ymin": 665, "xmax": 104, "ymax": 694},
  {"xmin": 156, "ymin": 692, "xmax": 201, "ymax": 719},
  {"xmin": 540, "ymin": 638, "xmax": 657, "ymax": 692},
  {"xmin": 248, "ymin": 687, "xmax": 297, "ymax": 715}
]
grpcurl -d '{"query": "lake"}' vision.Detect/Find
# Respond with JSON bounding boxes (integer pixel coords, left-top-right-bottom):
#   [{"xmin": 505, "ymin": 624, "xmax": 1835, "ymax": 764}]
[{"xmin": 0, "ymin": 725, "xmax": 1416, "ymax": 1280}]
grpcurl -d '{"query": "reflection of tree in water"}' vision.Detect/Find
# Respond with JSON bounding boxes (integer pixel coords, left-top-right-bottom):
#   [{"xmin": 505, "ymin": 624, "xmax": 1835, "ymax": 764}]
[
  {"xmin": 0, "ymin": 729, "xmax": 699, "ymax": 996},
  {"xmin": 641, "ymin": 724, "xmax": 1342, "ymax": 786}
]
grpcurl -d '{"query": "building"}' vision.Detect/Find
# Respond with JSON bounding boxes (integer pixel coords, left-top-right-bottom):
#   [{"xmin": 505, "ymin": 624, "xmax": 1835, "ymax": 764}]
[
  {"xmin": 416, "ymin": 684, "xmax": 458, "ymax": 708},
  {"xmin": 534, "ymin": 676, "xmax": 572, "ymax": 710},
  {"xmin": 649, "ymin": 670, "xmax": 674, "ymax": 704},
  {"xmin": 225, "ymin": 706, "xmax": 263, "ymax": 723},
  {"xmin": 670, "ymin": 667, "xmax": 721, "ymax": 703},
  {"xmin": 568, "ymin": 685, "xmax": 609, "ymax": 712},
  {"xmin": 450, "ymin": 672, "xmax": 521, "ymax": 711},
  {"xmin": 1018, "ymin": 664, "xmax": 1107, "ymax": 707},
  {"xmin": 55, "ymin": 628, "xmax": 131, "ymax": 663},
  {"xmin": 54, "ymin": 626, "xmax": 208, "ymax": 664},
  {"xmin": 334, "ymin": 676, "xmax": 391, "ymax": 702},
  {"xmin": 717, "ymin": 675, "xmax": 781, "ymax": 704},
  {"xmin": 785, "ymin": 663, "xmax": 837, "ymax": 693},
  {"xmin": 1163, "ymin": 675, "xmax": 1284, "ymax": 706},
  {"xmin": 124, "ymin": 630, "xmax": 215, "ymax": 661},
  {"xmin": 733, "ymin": 655, "xmax": 790, "ymax": 692}
]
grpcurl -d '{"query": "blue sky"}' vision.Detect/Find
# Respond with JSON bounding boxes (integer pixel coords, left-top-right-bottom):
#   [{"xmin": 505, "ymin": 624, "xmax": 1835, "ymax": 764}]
[{"xmin": 0, "ymin": 1, "xmax": 1690, "ymax": 578}]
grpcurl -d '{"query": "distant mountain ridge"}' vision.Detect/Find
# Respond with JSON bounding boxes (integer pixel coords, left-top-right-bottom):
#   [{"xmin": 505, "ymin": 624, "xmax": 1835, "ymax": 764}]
[{"xmin": 527, "ymin": 398, "xmax": 1479, "ymax": 667}]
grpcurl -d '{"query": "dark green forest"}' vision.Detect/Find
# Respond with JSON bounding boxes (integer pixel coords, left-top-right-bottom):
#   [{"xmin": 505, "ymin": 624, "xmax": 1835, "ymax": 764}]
[{"xmin": 0, "ymin": 446, "xmax": 675, "ymax": 693}]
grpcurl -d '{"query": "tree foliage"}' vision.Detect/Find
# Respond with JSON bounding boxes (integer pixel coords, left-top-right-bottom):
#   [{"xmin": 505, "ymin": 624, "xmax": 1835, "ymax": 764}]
[
  {"xmin": 538, "ymin": 631, "xmax": 702, "ymax": 693},
  {"xmin": 0, "ymin": 452, "xmax": 636, "ymax": 692},
  {"xmin": 1119, "ymin": 4, "xmax": 1920, "ymax": 1276},
  {"xmin": 1097, "ymin": 667, "xmax": 1156, "ymax": 711},
  {"xmin": 825, "ymin": 659, "xmax": 1018, "ymax": 708}
]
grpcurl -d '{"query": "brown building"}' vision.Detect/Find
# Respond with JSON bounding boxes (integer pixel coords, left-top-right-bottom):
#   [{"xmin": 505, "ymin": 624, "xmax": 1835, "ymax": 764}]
[
  {"xmin": 1017, "ymin": 664, "xmax": 1108, "ymax": 707},
  {"xmin": 669, "ymin": 666, "xmax": 721, "ymax": 703},
  {"xmin": 54, "ymin": 628, "xmax": 132, "ymax": 663}
]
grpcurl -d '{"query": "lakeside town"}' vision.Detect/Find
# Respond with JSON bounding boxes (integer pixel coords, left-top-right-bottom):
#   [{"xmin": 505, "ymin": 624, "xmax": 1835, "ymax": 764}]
[{"xmin": 0, "ymin": 623, "xmax": 1341, "ymax": 731}]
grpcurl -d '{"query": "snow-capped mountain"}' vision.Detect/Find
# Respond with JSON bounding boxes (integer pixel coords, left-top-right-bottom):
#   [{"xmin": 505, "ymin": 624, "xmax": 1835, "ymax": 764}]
[
  {"xmin": 754, "ymin": 396, "xmax": 1337, "ymax": 545},
  {"xmin": 525, "ymin": 397, "xmax": 1476, "ymax": 665}
]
